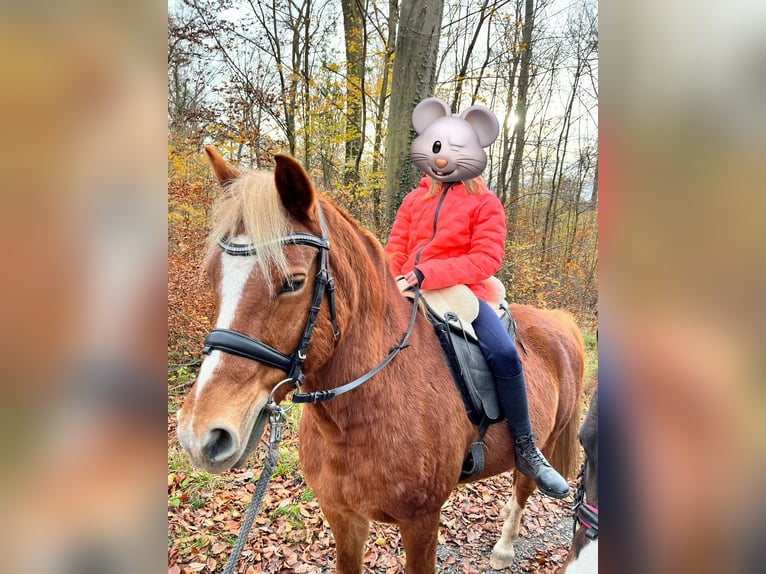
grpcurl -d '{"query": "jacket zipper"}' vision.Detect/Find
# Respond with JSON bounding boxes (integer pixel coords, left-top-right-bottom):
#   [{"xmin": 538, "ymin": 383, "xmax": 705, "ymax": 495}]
[{"xmin": 414, "ymin": 182, "xmax": 452, "ymax": 267}]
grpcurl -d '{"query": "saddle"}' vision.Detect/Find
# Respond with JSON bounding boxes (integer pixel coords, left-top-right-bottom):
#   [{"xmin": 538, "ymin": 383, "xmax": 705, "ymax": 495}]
[{"xmin": 398, "ymin": 278, "xmax": 521, "ymax": 478}]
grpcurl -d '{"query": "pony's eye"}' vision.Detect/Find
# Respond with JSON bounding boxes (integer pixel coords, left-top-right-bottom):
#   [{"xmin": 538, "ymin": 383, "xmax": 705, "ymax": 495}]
[
  {"xmin": 278, "ymin": 276, "xmax": 306, "ymax": 295},
  {"xmin": 432, "ymin": 141, "xmax": 442, "ymax": 153}
]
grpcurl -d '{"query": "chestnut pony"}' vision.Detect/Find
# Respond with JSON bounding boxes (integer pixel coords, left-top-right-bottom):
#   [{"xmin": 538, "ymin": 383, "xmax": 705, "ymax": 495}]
[{"xmin": 177, "ymin": 149, "xmax": 585, "ymax": 573}]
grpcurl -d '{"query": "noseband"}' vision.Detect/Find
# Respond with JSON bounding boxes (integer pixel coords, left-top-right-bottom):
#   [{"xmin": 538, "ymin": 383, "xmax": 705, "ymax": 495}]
[
  {"xmin": 201, "ymin": 202, "xmax": 420, "ymax": 404},
  {"xmin": 202, "ymin": 204, "xmax": 340, "ymax": 389},
  {"xmin": 572, "ymin": 455, "xmax": 599, "ymax": 540}
]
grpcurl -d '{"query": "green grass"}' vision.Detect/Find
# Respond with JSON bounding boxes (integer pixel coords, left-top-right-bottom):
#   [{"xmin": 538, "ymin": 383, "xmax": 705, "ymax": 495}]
[
  {"xmin": 269, "ymin": 502, "xmax": 306, "ymax": 530},
  {"xmin": 167, "ymin": 365, "xmax": 198, "ymax": 414},
  {"xmin": 274, "ymin": 443, "xmax": 301, "ymax": 478},
  {"xmin": 583, "ymin": 327, "xmax": 597, "ymax": 357},
  {"xmin": 168, "ymin": 365, "xmax": 197, "ymax": 388},
  {"xmin": 283, "ymin": 403, "xmax": 303, "ymax": 432},
  {"xmin": 168, "ymin": 445, "xmax": 192, "ymax": 473},
  {"xmin": 168, "ymin": 443, "xmax": 229, "ymax": 508},
  {"xmin": 300, "ymin": 487, "xmax": 314, "ymax": 503},
  {"xmin": 185, "ymin": 471, "xmax": 228, "ymax": 493},
  {"xmin": 173, "ymin": 534, "xmax": 210, "ymax": 558}
]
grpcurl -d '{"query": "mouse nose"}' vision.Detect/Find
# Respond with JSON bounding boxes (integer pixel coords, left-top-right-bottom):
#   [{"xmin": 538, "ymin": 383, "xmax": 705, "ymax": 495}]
[{"xmin": 434, "ymin": 158, "xmax": 448, "ymax": 168}]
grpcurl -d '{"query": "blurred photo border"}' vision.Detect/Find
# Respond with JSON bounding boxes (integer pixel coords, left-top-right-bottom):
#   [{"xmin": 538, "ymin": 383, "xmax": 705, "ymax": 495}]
[{"xmin": 0, "ymin": 0, "xmax": 763, "ymax": 572}]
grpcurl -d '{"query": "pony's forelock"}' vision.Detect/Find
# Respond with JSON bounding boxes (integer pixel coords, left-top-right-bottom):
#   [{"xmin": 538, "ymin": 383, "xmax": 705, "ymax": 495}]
[{"xmin": 205, "ymin": 170, "xmax": 292, "ymax": 289}]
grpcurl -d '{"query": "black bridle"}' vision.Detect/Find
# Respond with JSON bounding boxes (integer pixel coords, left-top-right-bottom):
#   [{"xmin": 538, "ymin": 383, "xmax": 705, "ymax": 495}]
[
  {"xmin": 201, "ymin": 203, "xmax": 419, "ymax": 404},
  {"xmin": 572, "ymin": 455, "xmax": 599, "ymax": 540}
]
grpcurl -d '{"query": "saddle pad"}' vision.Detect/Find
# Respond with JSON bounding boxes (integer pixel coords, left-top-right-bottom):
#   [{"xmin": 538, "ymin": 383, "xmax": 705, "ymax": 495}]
[{"xmin": 396, "ymin": 276, "xmax": 507, "ymax": 341}]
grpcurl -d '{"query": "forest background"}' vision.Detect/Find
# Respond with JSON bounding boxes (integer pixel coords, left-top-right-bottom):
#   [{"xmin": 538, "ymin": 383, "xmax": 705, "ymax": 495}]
[{"xmin": 168, "ymin": 0, "xmax": 598, "ymax": 367}]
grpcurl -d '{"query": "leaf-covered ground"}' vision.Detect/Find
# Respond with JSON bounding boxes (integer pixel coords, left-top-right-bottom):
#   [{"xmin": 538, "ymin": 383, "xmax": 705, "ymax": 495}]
[{"xmin": 168, "ymin": 400, "xmax": 577, "ymax": 574}]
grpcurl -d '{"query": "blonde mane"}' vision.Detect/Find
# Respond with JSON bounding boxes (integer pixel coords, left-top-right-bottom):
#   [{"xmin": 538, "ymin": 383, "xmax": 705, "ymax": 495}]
[{"xmin": 205, "ymin": 170, "xmax": 293, "ymax": 282}]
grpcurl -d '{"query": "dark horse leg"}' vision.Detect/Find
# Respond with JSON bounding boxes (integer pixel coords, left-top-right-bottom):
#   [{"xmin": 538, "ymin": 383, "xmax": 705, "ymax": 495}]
[
  {"xmin": 322, "ymin": 507, "xmax": 370, "ymax": 574},
  {"xmin": 490, "ymin": 473, "xmax": 538, "ymax": 569},
  {"xmin": 399, "ymin": 511, "xmax": 441, "ymax": 573}
]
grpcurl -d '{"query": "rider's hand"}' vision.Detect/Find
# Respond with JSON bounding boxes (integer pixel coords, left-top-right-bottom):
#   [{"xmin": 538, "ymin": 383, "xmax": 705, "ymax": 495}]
[{"xmin": 404, "ymin": 269, "xmax": 424, "ymax": 287}]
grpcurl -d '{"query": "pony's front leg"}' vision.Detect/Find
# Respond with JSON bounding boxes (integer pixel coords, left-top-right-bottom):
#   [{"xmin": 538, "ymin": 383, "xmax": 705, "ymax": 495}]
[
  {"xmin": 322, "ymin": 507, "xmax": 370, "ymax": 574},
  {"xmin": 399, "ymin": 511, "xmax": 441, "ymax": 573}
]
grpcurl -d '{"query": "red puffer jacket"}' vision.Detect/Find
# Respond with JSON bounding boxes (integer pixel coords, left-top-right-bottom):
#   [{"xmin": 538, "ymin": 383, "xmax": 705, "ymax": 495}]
[{"xmin": 384, "ymin": 176, "xmax": 506, "ymax": 301}]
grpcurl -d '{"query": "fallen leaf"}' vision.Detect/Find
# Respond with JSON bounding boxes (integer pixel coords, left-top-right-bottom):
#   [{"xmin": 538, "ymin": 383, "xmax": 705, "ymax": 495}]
[{"xmin": 210, "ymin": 542, "xmax": 228, "ymax": 555}]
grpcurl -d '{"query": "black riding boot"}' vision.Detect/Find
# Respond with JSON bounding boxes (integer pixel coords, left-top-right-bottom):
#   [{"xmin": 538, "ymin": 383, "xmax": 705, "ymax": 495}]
[
  {"xmin": 513, "ymin": 432, "xmax": 570, "ymax": 498},
  {"xmin": 496, "ymin": 371, "xmax": 570, "ymax": 499}
]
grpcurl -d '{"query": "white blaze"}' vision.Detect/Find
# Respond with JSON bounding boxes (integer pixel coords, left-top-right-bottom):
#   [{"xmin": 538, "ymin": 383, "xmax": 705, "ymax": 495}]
[{"xmin": 194, "ymin": 237, "xmax": 258, "ymax": 395}]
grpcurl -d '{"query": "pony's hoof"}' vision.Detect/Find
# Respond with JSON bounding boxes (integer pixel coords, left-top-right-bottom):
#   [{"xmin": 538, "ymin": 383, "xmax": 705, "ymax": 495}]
[{"xmin": 489, "ymin": 544, "xmax": 515, "ymax": 570}]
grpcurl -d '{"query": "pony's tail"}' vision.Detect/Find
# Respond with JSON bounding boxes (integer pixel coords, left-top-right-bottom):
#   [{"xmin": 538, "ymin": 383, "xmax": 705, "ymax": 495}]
[
  {"xmin": 549, "ymin": 396, "xmax": 582, "ymax": 480},
  {"xmin": 547, "ymin": 309, "xmax": 586, "ymax": 480}
]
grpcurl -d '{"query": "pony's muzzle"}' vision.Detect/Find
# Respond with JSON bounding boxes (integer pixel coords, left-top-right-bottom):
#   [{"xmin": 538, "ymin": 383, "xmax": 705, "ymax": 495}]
[{"xmin": 202, "ymin": 426, "xmax": 239, "ymax": 465}]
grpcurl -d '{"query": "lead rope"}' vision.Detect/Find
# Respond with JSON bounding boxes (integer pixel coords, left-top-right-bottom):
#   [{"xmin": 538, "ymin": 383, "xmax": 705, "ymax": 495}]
[{"xmin": 222, "ymin": 403, "xmax": 285, "ymax": 574}]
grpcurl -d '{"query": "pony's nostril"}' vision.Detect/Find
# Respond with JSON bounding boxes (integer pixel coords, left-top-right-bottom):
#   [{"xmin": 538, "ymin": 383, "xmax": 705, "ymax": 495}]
[{"xmin": 203, "ymin": 427, "xmax": 237, "ymax": 463}]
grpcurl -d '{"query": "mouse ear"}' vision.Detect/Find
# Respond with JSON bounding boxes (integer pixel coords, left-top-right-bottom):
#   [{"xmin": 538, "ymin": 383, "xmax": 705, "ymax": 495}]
[
  {"xmin": 412, "ymin": 98, "xmax": 451, "ymax": 134},
  {"xmin": 460, "ymin": 105, "xmax": 500, "ymax": 147}
]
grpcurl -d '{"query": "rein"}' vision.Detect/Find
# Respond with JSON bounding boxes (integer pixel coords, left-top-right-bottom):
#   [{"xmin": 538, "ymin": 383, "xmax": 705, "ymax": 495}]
[
  {"xmin": 293, "ymin": 284, "xmax": 420, "ymax": 403},
  {"xmin": 572, "ymin": 456, "xmax": 599, "ymax": 540}
]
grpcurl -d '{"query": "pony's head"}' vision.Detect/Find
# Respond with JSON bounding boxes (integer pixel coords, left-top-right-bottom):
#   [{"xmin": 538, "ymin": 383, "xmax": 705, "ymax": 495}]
[{"xmin": 177, "ymin": 148, "xmax": 341, "ymax": 473}]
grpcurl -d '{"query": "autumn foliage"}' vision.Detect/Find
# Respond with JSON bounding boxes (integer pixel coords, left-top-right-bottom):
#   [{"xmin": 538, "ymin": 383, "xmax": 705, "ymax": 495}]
[{"xmin": 168, "ymin": 176, "xmax": 215, "ymax": 366}]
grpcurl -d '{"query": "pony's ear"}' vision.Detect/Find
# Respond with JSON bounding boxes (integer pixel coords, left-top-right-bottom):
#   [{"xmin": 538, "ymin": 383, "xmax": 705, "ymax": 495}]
[
  {"xmin": 274, "ymin": 154, "xmax": 316, "ymax": 224},
  {"xmin": 412, "ymin": 97, "xmax": 451, "ymax": 134},
  {"xmin": 459, "ymin": 105, "xmax": 499, "ymax": 147},
  {"xmin": 204, "ymin": 146, "xmax": 240, "ymax": 188}
]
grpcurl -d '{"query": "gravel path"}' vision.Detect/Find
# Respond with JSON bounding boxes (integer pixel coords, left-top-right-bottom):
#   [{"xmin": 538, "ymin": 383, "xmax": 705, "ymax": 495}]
[{"xmin": 436, "ymin": 506, "xmax": 572, "ymax": 573}]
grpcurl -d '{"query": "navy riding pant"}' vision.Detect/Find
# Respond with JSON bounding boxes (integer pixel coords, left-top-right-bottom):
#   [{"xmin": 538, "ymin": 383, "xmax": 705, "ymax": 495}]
[{"xmin": 472, "ymin": 299, "xmax": 532, "ymax": 436}]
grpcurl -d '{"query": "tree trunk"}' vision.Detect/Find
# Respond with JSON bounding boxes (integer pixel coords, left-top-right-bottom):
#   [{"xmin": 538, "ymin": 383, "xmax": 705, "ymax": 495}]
[
  {"xmin": 590, "ymin": 161, "xmax": 598, "ymax": 208},
  {"xmin": 371, "ymin": 0, "xmax": 398, "ymax": 231},
  {"xmin": 541, "ymin": 68, "xmax": 578, "ymax": 268},
  {"xmin": 565, "ymin": 150, "xmax": 588, "ymax": 265},
  {"xmin": 470, "ymin": 6, "xmax": 496, "ymax": 106},
  {"xmin": 297, "ymin": 0, "xmax": 311, "ymax": 166},
  {"xmin": 507, "ymin": 0, "xmax": 536, "ymax": 242},
  {"xmin": 342, "ymin": 0, "xmax": 366, "ymax": 186},
  {"xmin": 450, "ymin": 0, "xmax": 491, "ymax": 111},
  {"xmin": 495, "ymin": 6, "xmax": 522, "ymax": 205},
  {"xmin": 384, "ymin": 0, "xmax": 445, "ymax": 224}
]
